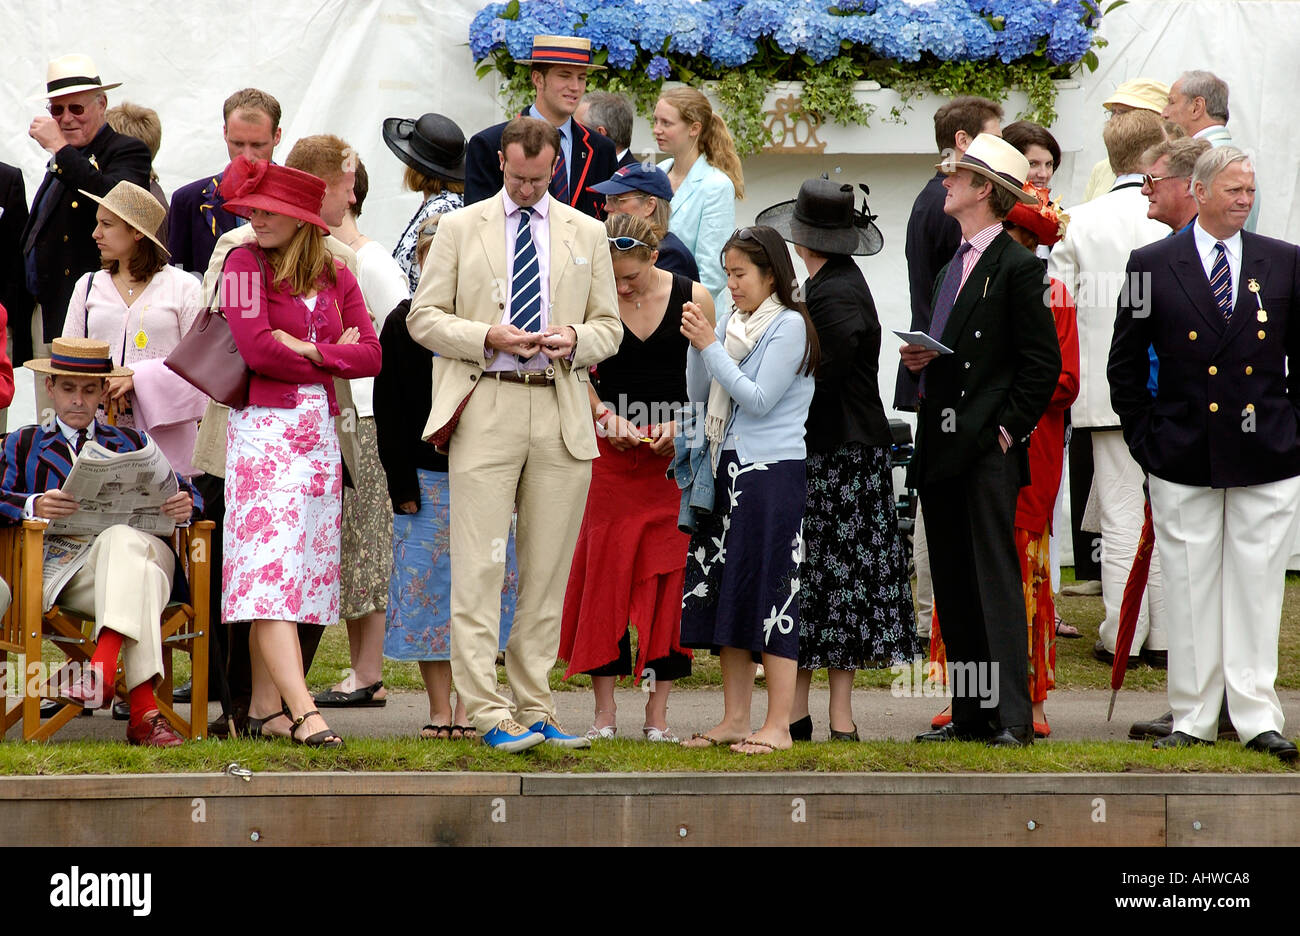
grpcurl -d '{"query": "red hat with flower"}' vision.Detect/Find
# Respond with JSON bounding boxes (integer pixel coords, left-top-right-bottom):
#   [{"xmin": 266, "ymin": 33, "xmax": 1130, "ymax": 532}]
[
  {"xmin": 219, "ymin": 155, "xmax": 329, "ymax": 234},
  {"xmin": 1005, "ymin": 183, "xmax": 1069, "ymax": 247}
]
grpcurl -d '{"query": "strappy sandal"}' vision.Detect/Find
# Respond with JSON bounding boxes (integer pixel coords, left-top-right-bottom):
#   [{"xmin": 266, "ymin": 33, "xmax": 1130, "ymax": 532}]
[
  {"xmin": 420, "ymin": 724, "xmax": 452, "ymax": 740},
  {"xmin": 731, "ymin": 736, "xmax": 777, "ymax": 755},
  {"xmin": 245, "ymin": 705, "xmax": 291, "ymax": 740},
  {"xmin": 643, "ymin": 726, "xmax": 679, "ymax": 743},
  {"xmin": 682, "ymin": 732, "xmax": 733, "ymax": 748},
  {"xmin": 586, "ymin": 724, "xmax": 617, "ymax": 740},
  {"xmin": 452, "ymin": 725, "xmax": 476, "ymax": 741},
  {"xmin": 290, "ymin": 709, "xmax": 345, "ymax": 748},
  {"xmin": 313, "ymin": 680, "xmax": 386, "ymax": 708}
]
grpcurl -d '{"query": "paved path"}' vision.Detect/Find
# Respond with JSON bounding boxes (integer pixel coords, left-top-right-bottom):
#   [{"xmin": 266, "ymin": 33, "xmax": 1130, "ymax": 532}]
[{"xmin": 17, "ymin": 686, "xmax": 1300, "ymax": 744}]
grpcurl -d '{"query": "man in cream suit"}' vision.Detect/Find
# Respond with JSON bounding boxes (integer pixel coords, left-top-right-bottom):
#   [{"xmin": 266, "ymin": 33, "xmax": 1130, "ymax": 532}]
[
  {"xmin": 409, "ymin": 117, "xmax": 622, "ymax": 751},
  {"xmin": 1048, "ymin": 108, "xmax": 1169, "ymax": 668}
]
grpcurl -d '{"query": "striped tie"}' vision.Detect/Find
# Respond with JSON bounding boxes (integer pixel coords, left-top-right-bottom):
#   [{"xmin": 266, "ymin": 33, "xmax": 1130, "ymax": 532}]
[
  {"xmin": 1210, "ymin": 241, "xmax": 1233, "ymax": 321},
  {"xmin": 510, "ymin": 207, "xmax": 542, "ymax": 332},
  {"xmin": 550, "ymin": 145, "xmax": 570, "ymax": 205}
]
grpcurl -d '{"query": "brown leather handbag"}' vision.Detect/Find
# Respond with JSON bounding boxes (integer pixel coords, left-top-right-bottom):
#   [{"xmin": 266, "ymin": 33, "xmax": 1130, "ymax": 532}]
[{"xmin": 164, "ymin": 246, "xmax": 264, "ymax": 408}]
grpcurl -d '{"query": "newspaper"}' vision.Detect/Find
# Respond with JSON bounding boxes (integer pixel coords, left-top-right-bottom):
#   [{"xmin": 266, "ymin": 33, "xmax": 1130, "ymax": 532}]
[{"xmin": 37, "ymin": 438, "xmax": 179, "ymax": 610}]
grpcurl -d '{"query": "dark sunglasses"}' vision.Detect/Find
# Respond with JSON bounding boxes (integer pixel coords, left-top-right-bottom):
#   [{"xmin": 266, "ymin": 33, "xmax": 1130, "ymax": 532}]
[
  {"xmin": 731, "ymin": 227, "xmax": 758, "ymax": 242},
  {"xmin": 608, "ymin": 235, "xmax": 652, "ymax": 251},
  {"xmin": 47, "ymin": 103, "xmax": 88, "ymax": 117}
]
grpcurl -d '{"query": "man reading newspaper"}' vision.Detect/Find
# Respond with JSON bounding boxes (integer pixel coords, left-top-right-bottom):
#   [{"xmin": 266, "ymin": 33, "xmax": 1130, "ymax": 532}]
[{"xmin": 0, "ymin": 338, "xmax": 200, "ymax": 746}]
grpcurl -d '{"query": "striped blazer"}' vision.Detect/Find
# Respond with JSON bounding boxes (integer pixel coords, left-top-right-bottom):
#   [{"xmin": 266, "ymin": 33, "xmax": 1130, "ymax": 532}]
[{"xmin": 0, "ymin": 423, "xmax": 201, "ymax": 524}]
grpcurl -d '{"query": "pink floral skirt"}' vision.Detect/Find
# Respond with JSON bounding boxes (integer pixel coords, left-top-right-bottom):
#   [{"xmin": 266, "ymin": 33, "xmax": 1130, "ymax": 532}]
[{"xmin": 223, "ymin": 385, "xmax": 342, "ymax": 625}]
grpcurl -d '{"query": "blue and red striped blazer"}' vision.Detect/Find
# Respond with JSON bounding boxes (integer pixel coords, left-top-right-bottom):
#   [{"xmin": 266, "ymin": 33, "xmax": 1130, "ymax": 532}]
[{"xmin": 0, "ymin": 422, "xmax": 201, "ymax": 524}]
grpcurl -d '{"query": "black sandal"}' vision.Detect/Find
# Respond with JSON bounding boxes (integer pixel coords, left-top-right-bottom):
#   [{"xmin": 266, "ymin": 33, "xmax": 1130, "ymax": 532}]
[
  {"xmin": 421, "ymin": 724, "xmax": 452, "ymax": 740},
  {"xmin": 453, "ymin": 725, "xmax": 476, "ymax": 741},
  {"xmin": 290, "ymin": 709, "xmax": 345, "ymax": 748},
  {"xmin": 244, "ymin": 705, "xmax": 291, "ymax": 739},
  {"xmin": 313, "ymin": 680, "xmax": 386, "ymax": 708}
]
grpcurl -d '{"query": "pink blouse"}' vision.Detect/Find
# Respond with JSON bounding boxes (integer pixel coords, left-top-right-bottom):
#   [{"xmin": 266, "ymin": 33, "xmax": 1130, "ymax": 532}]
[{"xmin": 221, "ymin": 245, "xmax": 381, "ymax": 414}]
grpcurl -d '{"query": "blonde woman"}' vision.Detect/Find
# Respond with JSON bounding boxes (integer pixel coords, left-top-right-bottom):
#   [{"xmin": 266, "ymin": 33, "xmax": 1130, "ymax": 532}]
[{"xmin": 653, "ymin": 88, "xmax": 744, "ymax": 299}]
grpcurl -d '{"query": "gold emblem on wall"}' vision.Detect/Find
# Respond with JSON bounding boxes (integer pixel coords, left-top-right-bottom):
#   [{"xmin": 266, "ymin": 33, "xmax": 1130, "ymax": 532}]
[{"xmin": 763, "ymin": 95, "xmax": 826, "ymax": 154}]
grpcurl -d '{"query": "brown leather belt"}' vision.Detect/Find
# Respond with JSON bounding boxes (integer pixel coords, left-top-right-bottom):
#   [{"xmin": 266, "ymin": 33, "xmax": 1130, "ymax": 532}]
[{"xmin": 486, "ymin": 369, "xmax": 555, "ymax": 387}]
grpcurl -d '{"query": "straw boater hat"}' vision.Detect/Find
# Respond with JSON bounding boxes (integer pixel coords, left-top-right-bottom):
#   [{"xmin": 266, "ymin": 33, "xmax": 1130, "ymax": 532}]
[
  {"xmin": 755, "ymin": 177, "xmax": 883, "ymax": 256},
  {"xmin": 219, "ymin": 155, "xmax": 330, "ymax": 234},
  {"xmin": 78, "ymin": 180, "xmax": 169, "ymax": 256},
  {"xmin": 1103, "ymin": 78, "xmax": 1170, "ymax": 114},
  {"xmin": 382, "ymin": 112, "xmax": 467, "ymax": 181},
  {"xmin": 937, "ymin": 133, "xmax": 1037, "ymax": 205},
  {"xmin": 31, "ymin": 53, "xmax": 121, "ymax": 101},
  {"xmin": 515, "ymin": 35, "xmax": 606, "ymax": 70},
  {"xmin": 26, "ymin": 338, "xmax": 132, "ymax": 378}
]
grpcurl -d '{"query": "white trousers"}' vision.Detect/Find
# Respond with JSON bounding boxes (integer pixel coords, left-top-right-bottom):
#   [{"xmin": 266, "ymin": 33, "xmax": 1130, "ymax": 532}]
[
  {"xmin": 1093, "ymin": 430, "xmax": 1167, "ymax": 653},
  {"xmin": 1148, "ymin": 474, "xmax": 1300, "ymax": 742}
]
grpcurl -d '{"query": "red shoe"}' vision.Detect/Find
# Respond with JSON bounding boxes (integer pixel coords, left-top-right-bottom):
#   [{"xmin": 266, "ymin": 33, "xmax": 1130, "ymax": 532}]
[
  {"xmin": 127, "ymin": 711, "xmax": 184, "ymax": 747},
  {"xmin": 57, "ymin": 666, "xmax": 114, "ymax": 710},
  {"xmin": 1033, "ymin": 720, "xmax": 1051, "ymax": 738},
  {"xmin": 930, "ymin": 711, "xmax": 952, "ymax": 729}
]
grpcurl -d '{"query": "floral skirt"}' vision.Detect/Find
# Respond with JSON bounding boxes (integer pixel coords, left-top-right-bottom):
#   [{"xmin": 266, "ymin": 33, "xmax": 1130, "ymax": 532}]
[
  {"xmin": 384, "ymin": 468, "xmax": 516, "ymax": 661},
  {"xmin": 680, "ymin": 452, "xmax": 805, "ymax": 662},
  {"xmin": 223, "ymin": 385, "xmax": 342, "ymax": 625},
  {"xmin": 929, "ymin": 523, "xmax": 1056, "ymax": 703},
  {"xmin": 799, "ymin": 442, "xmax": 919, "ymax": 670},
  {"xmin": 339, "ymin": 416, "xmax": 394, "ymax": 619}
]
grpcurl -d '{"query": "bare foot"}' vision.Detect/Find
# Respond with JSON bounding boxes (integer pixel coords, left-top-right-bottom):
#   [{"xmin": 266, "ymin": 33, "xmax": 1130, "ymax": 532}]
[{"xmin": 731, "ymin": 729, "xmax": 791, "ymax": 754}]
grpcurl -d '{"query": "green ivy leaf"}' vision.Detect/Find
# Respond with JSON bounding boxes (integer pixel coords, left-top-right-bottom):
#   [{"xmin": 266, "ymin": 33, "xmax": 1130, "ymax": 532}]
[{"xmin": 1103, "ymin": 0, "xmax": 1129, "ymax": 13}]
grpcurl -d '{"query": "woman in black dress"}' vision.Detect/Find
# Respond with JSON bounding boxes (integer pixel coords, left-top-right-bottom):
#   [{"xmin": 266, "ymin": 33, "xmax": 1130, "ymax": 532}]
[{"xmin": 756, "ymin": 179, "xmax": 919, "ymax": 741}]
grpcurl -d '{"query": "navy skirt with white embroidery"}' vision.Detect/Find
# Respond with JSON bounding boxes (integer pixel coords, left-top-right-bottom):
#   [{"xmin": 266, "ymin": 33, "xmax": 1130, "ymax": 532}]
[{"xmin": 680, "ymin": 451, "xmax": 806, "ymax": 662}]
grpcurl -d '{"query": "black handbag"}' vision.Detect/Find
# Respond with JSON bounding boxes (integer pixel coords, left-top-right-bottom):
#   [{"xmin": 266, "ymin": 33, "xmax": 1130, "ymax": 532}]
[{"xmin": 164, "ymin": 245, "xmax": 265, "ymax": 408}]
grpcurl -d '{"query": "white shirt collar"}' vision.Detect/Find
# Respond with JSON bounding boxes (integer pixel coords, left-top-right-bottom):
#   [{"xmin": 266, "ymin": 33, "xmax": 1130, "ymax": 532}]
[
  {"xmin": 54, "ymin": 417, "xmax": 94, "ymax": 447},
  {"xmin": 1193, "ymin": 218, "xmax": 1242, "ymax": 262}
]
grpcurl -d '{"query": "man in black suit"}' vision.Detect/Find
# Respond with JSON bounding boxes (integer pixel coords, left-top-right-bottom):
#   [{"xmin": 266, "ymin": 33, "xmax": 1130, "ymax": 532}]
[
  {"xmin": 577, "ymin": 91, "xmax": 638, "ymax": 169},
  {"xmin": 21, "ymin": 55, "xmax": 151, "ymax": 353},
  {"xmin": 901, "ymin": 134, "xmax": 1060, "ymax": 747},
  {"xmin": 1109, "ymin": 146, "xmax": 1300, "ymax": 761},
  {"xmin": 464, "ymin": 35, "xmax": 617, "ymax": 219},
  {"xmin": 0, "ymin": 162, "xmax": 33, "ymax": 375}
]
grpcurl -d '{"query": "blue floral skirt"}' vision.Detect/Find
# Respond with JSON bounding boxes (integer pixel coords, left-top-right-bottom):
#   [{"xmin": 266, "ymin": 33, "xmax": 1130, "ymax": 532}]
[
  {"xmin": 680, "ymin": 452, "xmax": 805, "ymax": 662},
  {"xmin": 383, "ymin": 469, "xmax": 516, "ymax": 661},
  {"xmin": 799, "ymin": 442, "xmax": 919, "ymax": 670}
]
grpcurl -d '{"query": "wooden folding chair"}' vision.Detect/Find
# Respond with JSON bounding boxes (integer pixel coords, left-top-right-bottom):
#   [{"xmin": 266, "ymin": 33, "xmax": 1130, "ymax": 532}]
[{"xmin": 0, "ymin": 520, "xmax": 213, "ymax": 742}]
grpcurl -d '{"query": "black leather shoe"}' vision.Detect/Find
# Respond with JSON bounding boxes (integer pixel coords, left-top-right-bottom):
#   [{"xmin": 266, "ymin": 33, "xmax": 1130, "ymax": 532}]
[
  {"xmin": 172, "ymin": 681, "xmax": 192, "ymax": 704},
  {"xmin": 111, "ymin": 700, "xmax": 130, "ymax": 721},
  {"xmin": 40, "ymin": 699, "xmax": 93, "ymax": 718},
  {"xmin": 1129, "ymin": 710, "xmax": 1173, "ymax": 740},
  {"xmin": 915, "ymin": 722, "xmax": 992, "ymax": 742},
  {"xmin": 1093, "ymin": 640, "xmax": 1139, "ymax": 669},
  {"xmin": 1139, "ymin": 647, "xmax": 1167, "ymax": 669},
  {"xmin": 988, "ymin": 725, "xmax": 1034, "ymax": 747},
  {"xmin": 1152, "ymin": 730, "xmax": 1213, "ymax": 750},
  {"xmin": 789, "ymin": 714, "xmax": 813, "ymax": 742},
  {"xmin": 1244, "ymin": 730, "xmax": 1299, "ymax": 762}
]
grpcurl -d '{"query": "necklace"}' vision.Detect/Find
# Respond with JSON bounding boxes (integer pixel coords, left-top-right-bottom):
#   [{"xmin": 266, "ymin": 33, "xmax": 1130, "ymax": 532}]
[
  {"xmin": 346, "ymin": 233, "xmax": 364, "ymax": 249},
  {"xmin": 628, "ymin": 268, "xmax": 664, "ymax": 309}
]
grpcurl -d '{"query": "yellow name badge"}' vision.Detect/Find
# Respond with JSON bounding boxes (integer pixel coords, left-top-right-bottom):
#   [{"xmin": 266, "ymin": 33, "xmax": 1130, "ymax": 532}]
[
  {"xmin": 1248, "ymin": 279, "xmax": 1266, "ymax": 322},
  {"xmin": 134, "ymin": 330, "xmax": 148, "ymax": 350}
]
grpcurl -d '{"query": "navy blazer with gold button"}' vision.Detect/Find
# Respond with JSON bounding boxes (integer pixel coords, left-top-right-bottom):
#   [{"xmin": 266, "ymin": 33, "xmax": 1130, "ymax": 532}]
[
  {"xmin": 1109, "ymin": 226, "xmax": 1300, "ymax": 488},
  {"xmin": 909, "ymin": 230, "xmax": 1061, "ymax": 487}
]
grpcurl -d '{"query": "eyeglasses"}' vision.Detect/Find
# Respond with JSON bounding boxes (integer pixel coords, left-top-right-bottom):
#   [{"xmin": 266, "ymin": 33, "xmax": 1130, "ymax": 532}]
[
  {"xmin": 604, "ymin": 193, "xmax": 644, "ymax": 206},
  {"xmin": 608, "ymin": 236, "xmax": 652, "ymax": 251},
  {"xmin": 47, "ymin": 102, "xmax": 88, "ymax": 117},
  {"xmin": 1142, "ymin": 173, "xmax": 1176, "ymax": 188}
]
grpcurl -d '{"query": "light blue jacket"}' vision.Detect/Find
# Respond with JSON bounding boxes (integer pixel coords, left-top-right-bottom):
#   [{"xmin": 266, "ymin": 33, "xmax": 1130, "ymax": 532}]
[
  {"xmin": 686, "ymin": 307, "xmax": 815, "ymax": 466},
  {"xmin": 662, "ymin": 156, "xmax": 736, "ymax": 299}
]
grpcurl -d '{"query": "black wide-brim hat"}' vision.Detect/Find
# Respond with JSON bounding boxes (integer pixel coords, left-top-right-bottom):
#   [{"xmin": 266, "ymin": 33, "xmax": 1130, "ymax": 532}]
[
  {"xmin": 382, "ymin": 113, "xmax": 467, "ymax": 182},
  {"xmin": 755, "ymin": 177, "xmax": 883, "ymax": 257}
]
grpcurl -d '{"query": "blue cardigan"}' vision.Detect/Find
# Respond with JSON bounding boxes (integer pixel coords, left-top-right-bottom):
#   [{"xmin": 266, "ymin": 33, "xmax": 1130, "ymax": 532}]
[
  {"xmin": 662, "ymin": 156, "xmax": 735, "ymax": 300},
  {"xmin": 685, "ymin": 307, "xmax": 814, "ymax": 466}
]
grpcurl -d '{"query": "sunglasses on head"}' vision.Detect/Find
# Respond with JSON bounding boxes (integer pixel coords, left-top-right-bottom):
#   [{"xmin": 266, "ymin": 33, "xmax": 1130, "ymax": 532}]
[
  {"xmin": 47, "ymin": 102, "xmax": 88, "ymax": 117},
  {"xmin": 731, "ymin": 227, "xmax": 758, "ymax": 242},
  {"xmin": 608, "ymin": 236, "xmax": 652, "ymax": 251}
]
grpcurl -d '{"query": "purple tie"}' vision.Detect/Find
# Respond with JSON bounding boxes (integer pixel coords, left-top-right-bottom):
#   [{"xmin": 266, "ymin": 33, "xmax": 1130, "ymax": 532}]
[{"xmin": 929, "ymin": 241, "xmax": 973, "ymax": 343}]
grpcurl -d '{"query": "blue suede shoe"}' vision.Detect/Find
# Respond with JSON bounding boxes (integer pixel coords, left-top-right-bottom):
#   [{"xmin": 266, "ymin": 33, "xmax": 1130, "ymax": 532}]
[
  {"xmin": 529, "ymin": 716, "xmax": 591, "ymax": 749},
  {"xmin": 482, "ymin": 718, "xmax": 545, "ymax": 752}
]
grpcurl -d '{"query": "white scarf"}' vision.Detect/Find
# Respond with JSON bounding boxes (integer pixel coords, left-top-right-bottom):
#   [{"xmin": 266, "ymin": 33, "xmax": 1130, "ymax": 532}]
[{"xmin": 705, "ymin": 294, "xmax": 786, "ymax": 470}]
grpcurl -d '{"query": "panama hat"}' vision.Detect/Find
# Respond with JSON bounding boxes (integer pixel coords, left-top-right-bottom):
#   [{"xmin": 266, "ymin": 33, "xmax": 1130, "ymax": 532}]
[
  {"xmin": 382, "ymin": 113, "xmax": 467, "ymax": 181},
  {"xmin": 26, "ymin": 337, "xmax": 132, "ymax": 378},
  {"xmin": 31, "ymin": 53, "xmax": 121, "ymax": 101},
  {"xmin": 937, "ymin": 133, "xmax": 1037, "ymax": 205},
  {"xmin": 1104, "ymin": 79, "xmax": 1170, "ymax": 114},
  {"xmin": 78, "ymin": 181, "xmax": 169, "ymax": 256},
  {"xmin": 755, "ymin": 177, "xmax": 883, "ymax": 257},
  {"xmin": 515, "ymin": 35, "xmax": 605, "ymax": 70}
]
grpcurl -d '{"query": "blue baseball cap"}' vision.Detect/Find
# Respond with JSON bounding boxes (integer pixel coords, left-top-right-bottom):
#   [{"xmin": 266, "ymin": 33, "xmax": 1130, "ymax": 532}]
[{"xmin": 591, "ymin": 162, "xmax": 674, "ymax": 201}]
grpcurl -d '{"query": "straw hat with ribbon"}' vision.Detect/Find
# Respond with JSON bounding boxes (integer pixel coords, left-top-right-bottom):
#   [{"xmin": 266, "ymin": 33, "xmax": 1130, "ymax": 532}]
[
  {"xmin": 514, "ymin": 35, "xmax": 606, "ymax": 70},
  {"xmin": 31, "ymin": 53, "xmax": 121, "ymax": 101},
  {"xmin": 78, "ymin": 180, "xmax": 169, "ymax": 256},
  {"xmin": 27, "ymin": 337, "xmax": 132, "ymax": 378},
  {"xmin": 937, "ymin": 133, "xmax": 1038, "ymax": 205}
]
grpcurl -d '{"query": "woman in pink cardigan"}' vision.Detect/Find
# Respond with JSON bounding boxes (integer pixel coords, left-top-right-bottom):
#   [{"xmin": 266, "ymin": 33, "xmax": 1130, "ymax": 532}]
[{"xmin": 218, "ymin": 156, "xmax": 381, "ymax": 748}]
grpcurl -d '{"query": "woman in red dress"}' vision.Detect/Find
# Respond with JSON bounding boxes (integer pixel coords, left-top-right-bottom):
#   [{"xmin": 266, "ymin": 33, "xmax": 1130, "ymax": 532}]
[{"xmin": 559, "ymin": 213, "xmax": 714, "ymax": 741}]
